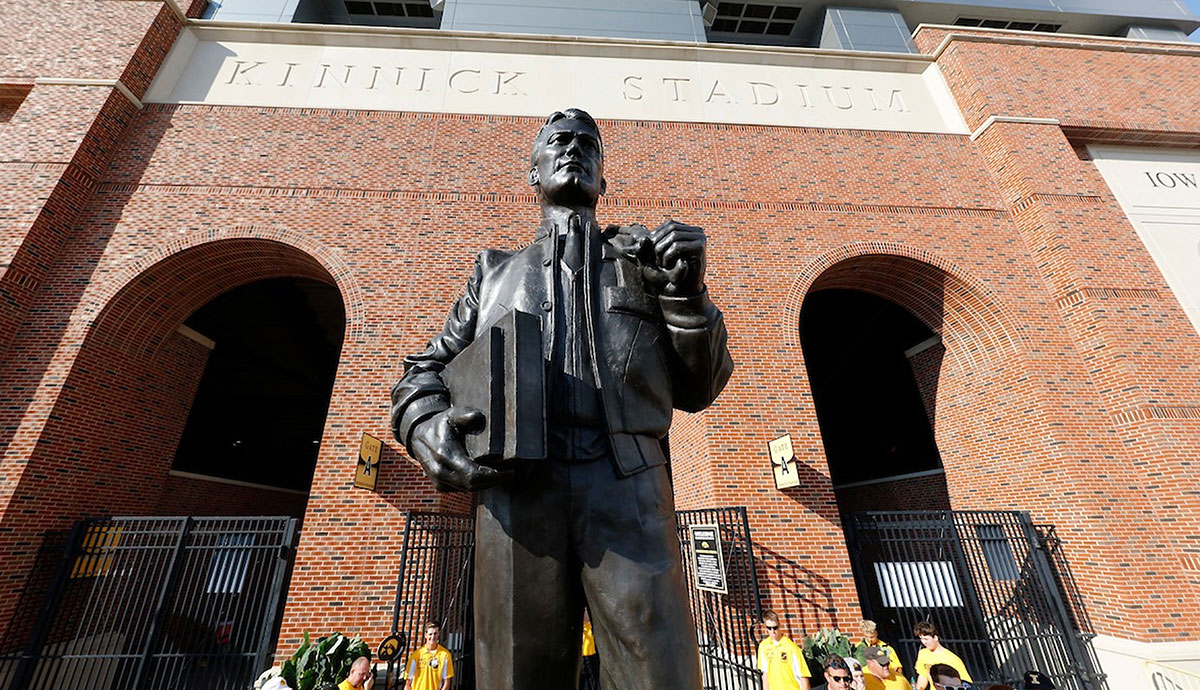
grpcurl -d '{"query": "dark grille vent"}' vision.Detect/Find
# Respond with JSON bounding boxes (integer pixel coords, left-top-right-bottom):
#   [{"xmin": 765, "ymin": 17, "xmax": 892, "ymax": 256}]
[
  {"xmin": 711, "ymin": 3, "xmax": 800, "ymax": 36},
  {"xmin": 954, "ymin": 17, "xmax": 1062, "ymax": 33},
  {"xmin": 345, "ymin": 1, "xmax": 435, "ymax": 18}
]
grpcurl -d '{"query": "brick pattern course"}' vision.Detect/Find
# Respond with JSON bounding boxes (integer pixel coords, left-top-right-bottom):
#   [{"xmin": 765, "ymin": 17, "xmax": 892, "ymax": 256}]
[{"xmin": 1, "ymin": 19, "xmax": 1199, "ymax": 656}]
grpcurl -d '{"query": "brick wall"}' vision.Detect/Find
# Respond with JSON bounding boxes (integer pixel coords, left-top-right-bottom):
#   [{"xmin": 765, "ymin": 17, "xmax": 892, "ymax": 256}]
[
  {"xmin": 1, "ymin": 17, "xmax": 1199, "ymax": 655},
  {"xmin": 158, "ymin": 474, "xmax": 309, "ymax": 517},
  {"xmin": 834, "ymin": 473, "xmax": 952, "ymax": 516}
]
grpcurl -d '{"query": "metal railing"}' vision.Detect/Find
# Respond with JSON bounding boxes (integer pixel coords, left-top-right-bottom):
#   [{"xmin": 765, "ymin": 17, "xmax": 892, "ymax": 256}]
[
  {"xmin": 388, "ymin": 511, "xmax": 476, "ymax": 690},
  {"xmin": 676, "ymin": 507, "xmax": 764, "ymax": 690},
  {"xmin": 845, "ymin": 510, "xmax": 1108, "ymax": 690},
  {"xmin": 0, "ymin": 516, "xmax": 296, "ymax": 690}
]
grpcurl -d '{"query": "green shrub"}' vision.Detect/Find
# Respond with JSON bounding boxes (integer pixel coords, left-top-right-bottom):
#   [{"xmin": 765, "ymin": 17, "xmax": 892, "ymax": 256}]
[
  {"xmin": 279, "ymin": 631, "xmax": 371, "ymax": 690},
  {"xmin": 801, "ymin": 628, "xmax": 863, "ymax": 672}
]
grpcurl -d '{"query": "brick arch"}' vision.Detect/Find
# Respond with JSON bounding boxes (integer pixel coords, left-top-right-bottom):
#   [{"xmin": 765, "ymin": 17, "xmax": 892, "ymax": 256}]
[
  {"xmin": 86, "ymin": 231, "xmax": 363, "ymax": 358},
  {"xmin": 784, "ymin": 242, "xmax": 1023, "ymax": 375}
]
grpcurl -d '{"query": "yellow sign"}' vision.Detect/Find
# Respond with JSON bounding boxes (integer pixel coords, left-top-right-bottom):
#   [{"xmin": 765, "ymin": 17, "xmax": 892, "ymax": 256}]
[
  {"xmin": 768, "ymin": 434, "xmax": 800, "ymax": 490},
  {"xmin": 355, "ymin": 433, "xmax": 383, "ymax": 491},
  {"xmin": 71, "ymin": 524, "xmax": 122, "ymax": 578}
]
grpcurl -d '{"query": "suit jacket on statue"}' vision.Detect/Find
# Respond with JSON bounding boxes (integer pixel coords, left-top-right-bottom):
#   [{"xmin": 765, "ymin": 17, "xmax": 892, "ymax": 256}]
[{"xmin": 391, "ymin": 218, "xmax": 734, "ymax": 478}]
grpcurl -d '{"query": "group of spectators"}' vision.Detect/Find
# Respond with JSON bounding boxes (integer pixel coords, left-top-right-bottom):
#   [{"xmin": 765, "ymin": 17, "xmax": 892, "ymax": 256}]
[
  {"xmin": 757, "ymin": 615, "xmax": 1058, "ymax": 690},
  {"xmin": 262, "ymin": 622, "xmax": 454, "ymax": 690}
]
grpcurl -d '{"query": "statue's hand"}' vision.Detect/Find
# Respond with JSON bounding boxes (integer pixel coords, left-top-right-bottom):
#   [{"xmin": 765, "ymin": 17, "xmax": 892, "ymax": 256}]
[
  {"xmin": 651, "ymin": 219, "xmax": 706, "ymax": 296},
  {"xmin": 408, "ymin": 407, "xmax": 508, "ymax": 492}
]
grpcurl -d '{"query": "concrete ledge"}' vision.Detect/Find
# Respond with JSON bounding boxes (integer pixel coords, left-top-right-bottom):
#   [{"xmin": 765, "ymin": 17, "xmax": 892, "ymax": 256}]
[{"xmin": 1093, "ymin": 634, "xmax": 1200, "ymax": 690}]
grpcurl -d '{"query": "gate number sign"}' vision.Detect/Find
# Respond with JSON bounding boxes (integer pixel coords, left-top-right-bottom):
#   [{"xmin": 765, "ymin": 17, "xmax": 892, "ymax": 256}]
[
  {"xmin": 688, "ymin": 524, "xmax": 728, "ymax": 594},
  {"xmin": 355, "ymin": 433, "xmax": 382, "ymax": 491}
]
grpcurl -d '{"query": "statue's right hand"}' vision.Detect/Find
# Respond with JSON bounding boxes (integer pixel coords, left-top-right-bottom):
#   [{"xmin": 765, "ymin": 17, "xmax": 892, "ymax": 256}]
[{"xmin": 408, "ymin": 407, "xmax": 508, "ymax": 492}]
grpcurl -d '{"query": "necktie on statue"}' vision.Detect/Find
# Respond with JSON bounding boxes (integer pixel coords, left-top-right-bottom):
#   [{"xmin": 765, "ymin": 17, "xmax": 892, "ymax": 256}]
[{"xmin": 562, "ymin": 214, "xmax": 584, "ymax": 273}]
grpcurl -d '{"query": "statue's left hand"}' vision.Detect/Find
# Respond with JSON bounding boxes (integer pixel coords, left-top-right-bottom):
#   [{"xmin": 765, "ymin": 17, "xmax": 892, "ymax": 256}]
[{"xmin": 651, "ymin": 219, "xmax": 706, "ymax": 296}]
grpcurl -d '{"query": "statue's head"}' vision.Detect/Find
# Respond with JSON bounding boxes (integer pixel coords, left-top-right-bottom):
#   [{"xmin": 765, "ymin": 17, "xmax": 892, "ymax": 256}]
[{"xmin": 529, "ymin": 108, "xmax": 606, "ymax": 208}]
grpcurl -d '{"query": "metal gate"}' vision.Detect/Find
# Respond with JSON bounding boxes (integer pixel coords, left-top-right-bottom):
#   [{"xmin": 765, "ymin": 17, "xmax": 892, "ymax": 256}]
[
  {"xmin": 676, "ymin": 507, "xmax": 764, "ymax": 690},
  {"xmin": 844, "ymin": 510, "xmax": 1108, "ymax": 690},
  {"xmin": 386, "ymin": 511, "xmax": 475, "ymax": 690},
  {"xmin": 0, "ymin": 516, "xmax": 297, "ymax": 690},
  {"xmin": 387, "ymin": 508, "xmax": 763, "ymax": 690}
]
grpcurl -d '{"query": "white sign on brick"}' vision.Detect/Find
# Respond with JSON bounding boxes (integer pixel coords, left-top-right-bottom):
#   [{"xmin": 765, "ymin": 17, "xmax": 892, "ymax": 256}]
[
  {"xmin": 1090, "ymin": 146, "xmax": 1200, "ymax": 337},
  {"xmin": 145, "ymin": 24, "xmax": 969, "ymax": 134}
]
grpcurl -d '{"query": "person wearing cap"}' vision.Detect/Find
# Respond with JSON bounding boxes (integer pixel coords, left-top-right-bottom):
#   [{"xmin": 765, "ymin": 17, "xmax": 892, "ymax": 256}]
[
  {"xmin": 757, "ymin": 610, "xmax": 811, "ymax": 690},
  {"xmin": 843, "ymin": 656, "xmax": 866, "ymax": 690},
  {"xmin": 913, "ymin": 622, "xmax": 971, "ymax": 690},
  {"xmin": 1022, "ymin": 670, "xmax": 1055, "ymax": 689},
  {"xmin": 859, "ymin": 620, "xmax": 902, "ymax": 673},
  {"xmin": 863, "ymin": 645, "xmax": 911, "ymax": 690}
]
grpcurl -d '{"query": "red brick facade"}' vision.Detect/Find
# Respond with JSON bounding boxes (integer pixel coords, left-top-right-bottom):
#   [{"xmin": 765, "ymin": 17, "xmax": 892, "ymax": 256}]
[{"xmin": 2, "ymin": 2, "xmax": 1198, "ymax": 661}]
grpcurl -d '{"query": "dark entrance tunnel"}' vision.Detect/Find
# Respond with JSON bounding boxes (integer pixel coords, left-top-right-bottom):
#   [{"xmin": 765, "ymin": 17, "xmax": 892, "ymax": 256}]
[
  {"xmin": 799, "ymin": 288, "xmax": 950, "ymax": 513},
  {"xmin": 171, "ymin": 277, "xmax": 345, "ymax": 493}
]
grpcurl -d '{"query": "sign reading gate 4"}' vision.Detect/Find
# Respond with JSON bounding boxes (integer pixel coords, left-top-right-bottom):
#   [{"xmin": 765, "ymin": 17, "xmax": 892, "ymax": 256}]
[
  {"xmin": 355, "ymin": 433, "xmax": 382, "ymax": 491},
  {"xmin": 688, "ymin": 524, "xmax": 728, "ymax": 594}
]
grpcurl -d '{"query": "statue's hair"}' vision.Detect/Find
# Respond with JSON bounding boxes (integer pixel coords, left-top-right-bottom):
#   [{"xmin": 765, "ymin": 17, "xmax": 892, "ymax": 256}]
[{"xmin": 531, "ymin": 108, "xmax": 602, "ymax": 163}]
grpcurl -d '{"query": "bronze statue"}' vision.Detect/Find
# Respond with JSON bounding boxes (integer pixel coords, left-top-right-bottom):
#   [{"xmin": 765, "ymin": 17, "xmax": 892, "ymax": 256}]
[{"xmin": 391, "ymin": 108, "xmax": 734, "ymax": 690}]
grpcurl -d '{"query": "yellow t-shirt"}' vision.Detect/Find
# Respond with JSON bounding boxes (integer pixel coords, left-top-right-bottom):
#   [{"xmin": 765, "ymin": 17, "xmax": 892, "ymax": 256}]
[
  {"xmin": 582, "ymin": 621, "xmax": 596, "ymax": 656},
  {"xmin": 914, "ymin": 646, "xmax": 971, "ymax": 683},
  {"xmin": 757, "ymin": 635, "xmax": 810, "ymax": 690},
  {"xmin": 337, "ymin": 681, "xmax": 362, "ymax": 690},
  {"xmin": 406, "ymin": 644, "xmax": 455, "ymax": 690},
  {"xmin": 865, "ymin": 669, "xmax": 913, "ymax": 690}
]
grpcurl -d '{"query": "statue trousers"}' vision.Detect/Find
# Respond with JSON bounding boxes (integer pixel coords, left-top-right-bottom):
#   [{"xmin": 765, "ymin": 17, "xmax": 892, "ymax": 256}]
[{"xmin": 474, "ymin": 454, "xmax": 702, "ymax": 690}]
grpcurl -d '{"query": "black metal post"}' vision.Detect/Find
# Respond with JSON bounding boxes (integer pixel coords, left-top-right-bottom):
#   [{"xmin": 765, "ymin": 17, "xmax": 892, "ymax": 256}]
[
  {"xmin": 130, "ymin": 517, "xmax": 194, "ymax": 690},
  {"xmin": 251, "ymin": 517, "xmax": 298, "ymax": 687},
  {"xmin": 8, "ymin": 520, "xmax": 90, "ymax": 690},
  {"xmin": 1018, "ymin": 514, "xmax": 1108, "ymax": 690}
]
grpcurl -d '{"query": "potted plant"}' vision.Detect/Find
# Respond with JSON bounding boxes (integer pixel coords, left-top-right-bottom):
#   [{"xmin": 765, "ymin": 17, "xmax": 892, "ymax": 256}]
[{"xmin": 279, "ymin": 631, "xmax": 371, "ymax": 690}]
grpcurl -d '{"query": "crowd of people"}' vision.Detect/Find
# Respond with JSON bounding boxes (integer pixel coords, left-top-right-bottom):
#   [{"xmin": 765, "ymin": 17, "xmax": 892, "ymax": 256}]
[
  {"xmin": 261, "ymin": 614, "xmax": 1058, "ymax": 690},
  {"xmin": 757, "ymin": 615, "xmax": 1058, "ymax": 690}
]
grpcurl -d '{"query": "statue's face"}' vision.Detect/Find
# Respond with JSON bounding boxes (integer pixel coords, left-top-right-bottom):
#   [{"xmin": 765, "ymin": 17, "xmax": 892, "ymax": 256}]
[{"xmin": 530, "ymin": 118, "xmax": 605, "ymax": 206}]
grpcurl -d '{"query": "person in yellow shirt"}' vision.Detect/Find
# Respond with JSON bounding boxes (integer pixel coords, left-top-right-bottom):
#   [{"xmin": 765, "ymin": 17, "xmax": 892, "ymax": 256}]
[
  {"xmin": 580, "ymin": 609, "xmax": 600, "ymax": 690},
  {"xmin": 757, "ymin": 611, "xmax": 811, "ymax": 690},
  {"xmin": 863, "ymin": 646, "xmax": 911, "ymax": 690},
  {"xmin": 405, "ymin": 622, "xmax": 454, "ymax": 690},
  {"xmin": 337, "ymin": 656, "xmax": 374, "ymax": 690},
  {"xmin": 912, "ymin": 622, "xmax": 970, "ymax": 690},
  {"xmin": 858, "ymin": 620, "xmax": 902, "ymax": 673}
]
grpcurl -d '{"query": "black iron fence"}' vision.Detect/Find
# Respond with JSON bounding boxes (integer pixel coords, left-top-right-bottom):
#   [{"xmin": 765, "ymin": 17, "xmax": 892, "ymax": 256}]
[
  {"xmin": 676, "ymin": 507, "xmax": 764, "ymax": 690},
  {"xmin": 0, "ymin": 516, "xmax": 296, "ymax": 690},
  {"xmin": 385, "ymin": 507, "xmax": 763, "ymax": 690},
  {"xmin": 386, "ymin": 511, "xmax": 475, "ymax": 690},
  {"xmin": 844, "ymin": 510, "xmax": 1108, "ymax": 690}
]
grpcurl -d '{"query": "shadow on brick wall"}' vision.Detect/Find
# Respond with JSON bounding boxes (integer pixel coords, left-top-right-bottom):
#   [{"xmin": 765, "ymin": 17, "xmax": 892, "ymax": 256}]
[
  {"xmin": 777, "ymin": 460, "xmax": 844, "ymax": 526},
  {"xmin": 754, "ymin": 541, "xmax": 840, "ymax": 634}
]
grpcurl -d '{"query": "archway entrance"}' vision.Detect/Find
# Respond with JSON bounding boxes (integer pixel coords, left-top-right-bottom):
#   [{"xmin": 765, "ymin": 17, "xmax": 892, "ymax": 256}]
[
  {"xmin": 801, "ymin": 287, "xmax": 949, "ymax": 516},
  {"xmin": 797, "ymin": 253, "xmax": 973, "ymax": 519},
  {"xmin": 170, "ymin": 276, "xmax": 345, "ymax": 511}
]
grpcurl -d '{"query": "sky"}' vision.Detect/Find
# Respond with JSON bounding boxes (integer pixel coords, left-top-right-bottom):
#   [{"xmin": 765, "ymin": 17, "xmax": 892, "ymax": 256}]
[{"xmin": 1188, "ymin": 0, "xmax": 1200, "ymax": 40}]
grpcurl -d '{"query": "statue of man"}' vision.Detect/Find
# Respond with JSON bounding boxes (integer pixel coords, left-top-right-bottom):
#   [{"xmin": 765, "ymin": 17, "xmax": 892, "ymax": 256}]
[{"xmin": 391, "ymin": 108, "xmax": 734, "ymax": 690}]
